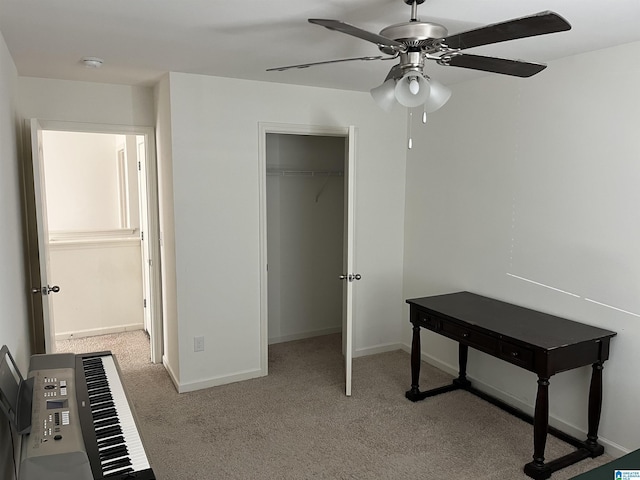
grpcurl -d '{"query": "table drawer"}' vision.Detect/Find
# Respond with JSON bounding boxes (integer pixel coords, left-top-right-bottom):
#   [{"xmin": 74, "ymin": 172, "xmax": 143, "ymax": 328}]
[
  {"xmin": 441, "ymin": 321, "xmax": 498, "ymax": 353},
  {"xmin": 498, "ymin": 340, "xmax": 534, "ymax": 370},
  {"xmin": 416, "ymin": 311, "xmax": 440, "ymax": 331}
]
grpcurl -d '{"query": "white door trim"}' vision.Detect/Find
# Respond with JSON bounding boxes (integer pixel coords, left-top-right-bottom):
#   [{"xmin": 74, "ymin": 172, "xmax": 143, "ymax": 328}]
[{"xmin": 258, "ymin": 122, "xmax": 356, "ymax": 394}]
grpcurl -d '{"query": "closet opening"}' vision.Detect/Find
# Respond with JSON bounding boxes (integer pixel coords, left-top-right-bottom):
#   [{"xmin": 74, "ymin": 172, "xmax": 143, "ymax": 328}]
[{"xmin": 265, "ymin": 133, "xmax": 346, "ymax": 347}]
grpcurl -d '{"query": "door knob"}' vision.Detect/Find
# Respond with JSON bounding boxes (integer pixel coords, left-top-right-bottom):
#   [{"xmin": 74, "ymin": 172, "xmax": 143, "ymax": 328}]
[
  {"xmin": 31, "ymin": 285, "xmax": 61, "ymax": 295},
  {"xmin": 339, "ymin": 274, "xmax": 362, "ymax": 282}
]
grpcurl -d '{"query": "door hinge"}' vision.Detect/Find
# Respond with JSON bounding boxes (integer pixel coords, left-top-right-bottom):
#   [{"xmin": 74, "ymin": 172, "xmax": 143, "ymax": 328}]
[
  {"xmin": 144, "ymin": 298, "xmax": 147, "ymax": 308},
  {"xmin": 138, "ymin": 161, "xmax": 141, "ymax": 171},
  {"xmin": 141, "ymin": 231, "xmax": 144, "ymax": 241}
]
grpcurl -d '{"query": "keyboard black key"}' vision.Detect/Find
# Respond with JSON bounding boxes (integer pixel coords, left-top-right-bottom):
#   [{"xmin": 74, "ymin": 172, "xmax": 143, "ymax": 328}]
[{"xmin": 101, "ymin": 456, "xmax": 132, "ymax": 471}]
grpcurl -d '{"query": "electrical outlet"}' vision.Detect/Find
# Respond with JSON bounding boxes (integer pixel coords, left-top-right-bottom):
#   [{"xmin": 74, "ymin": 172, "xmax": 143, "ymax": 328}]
[{"xmin": 194, "ymin": 336, "xmax": 205, "ymax": 352}]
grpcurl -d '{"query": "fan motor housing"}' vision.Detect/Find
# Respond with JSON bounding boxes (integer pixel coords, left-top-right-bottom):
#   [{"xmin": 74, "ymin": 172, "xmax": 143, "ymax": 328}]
[{"xmin": 380, "ymin": 21, "xmax": 448, "ymax": 50}]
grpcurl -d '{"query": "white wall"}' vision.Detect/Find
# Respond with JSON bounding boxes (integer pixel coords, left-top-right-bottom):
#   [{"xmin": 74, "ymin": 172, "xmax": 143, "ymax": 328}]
[
  {"xmin": 153, "ymin": 74, "xmax": 180, "ymax": 382},
  {"xmin": 403, "ymin": 41, "xmax": 640, "ymax": 455},
  {"xmin": 266, "ymin": 134, "xmax": 345, "ymax": 343},
  {"xmin": 0, "ymin": 29, "xmax": 29, "ymax": 373},
  {"xmin": 50, "ymin": 241, "xmax": 144, "ymax": 339},
  {"xmin": 17, "ymin": 77, "xmax": 155, "ymax": 126},
  {"xmin": 42, "ymin": 131, "xmax": 123, "ymax": 231},
  {"xmin": 159, "ymin": 72, "xmax": 407, "ymax": 391},
  {"xmin": 0, "ymin": 30, "xmax": 30, "ymax": 480}
]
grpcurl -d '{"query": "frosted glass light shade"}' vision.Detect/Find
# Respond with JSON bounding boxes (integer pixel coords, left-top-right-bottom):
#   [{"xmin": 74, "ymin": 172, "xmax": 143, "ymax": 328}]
[
  {"xmin": 370, "ymin": 79, "xmax": 397, "ymax": 112},
  {"xmin": 394, "ymin": 73, "xmax": 430, "ymax": 108},
  {"xmin": 425, "ymin": 79, "xmax": 451, "ymax": 113}
]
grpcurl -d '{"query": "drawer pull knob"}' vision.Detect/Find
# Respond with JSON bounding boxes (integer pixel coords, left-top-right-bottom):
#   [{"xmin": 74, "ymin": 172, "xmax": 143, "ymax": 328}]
[
  {"xmin": 511, "ymin": 351, "xmax": 519, "ymax": 357},
  {"xmin": 462, "ymin": 332, "xmax": 470, "ymax": 338}
]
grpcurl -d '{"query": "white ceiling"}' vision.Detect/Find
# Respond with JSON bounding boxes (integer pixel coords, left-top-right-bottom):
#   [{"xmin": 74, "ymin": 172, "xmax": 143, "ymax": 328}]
[{"xmin": 1, "ymin": 0, "xmax": 639, "ymax": 91}]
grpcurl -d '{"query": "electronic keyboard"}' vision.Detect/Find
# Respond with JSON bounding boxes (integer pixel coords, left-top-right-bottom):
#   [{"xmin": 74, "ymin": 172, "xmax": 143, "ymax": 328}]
[{"xmin": 18, "ymin": 351, "xmax": 155, "ymax": 480}]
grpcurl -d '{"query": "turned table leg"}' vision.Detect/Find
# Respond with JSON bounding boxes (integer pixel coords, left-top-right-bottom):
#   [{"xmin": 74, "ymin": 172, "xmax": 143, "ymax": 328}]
[
  {"xmin": 585, "ymin": 362, "xmax": 605, "ymax": 456},
  {"xmin": 406, "ymin": 322, "xmax": 422, "ymax": 400},
  {"xmin": 453, "ymin": 343, "xmax": 471, "ymax": 388},
  {"xmin": 525, "ymin": 376, "xmax": 551, "ymax": 478}
]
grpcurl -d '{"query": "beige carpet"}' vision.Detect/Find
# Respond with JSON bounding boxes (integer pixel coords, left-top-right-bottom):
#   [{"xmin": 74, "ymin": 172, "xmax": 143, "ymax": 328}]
[{"xmin": 56, "ymin": 331, "xmax": 613, "ymax": 479}]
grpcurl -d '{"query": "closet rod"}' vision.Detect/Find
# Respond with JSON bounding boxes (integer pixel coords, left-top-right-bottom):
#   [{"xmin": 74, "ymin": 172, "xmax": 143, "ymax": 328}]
[{"xmin": 266, "ymin": 168, "xmax": 344, "ymax": 177}]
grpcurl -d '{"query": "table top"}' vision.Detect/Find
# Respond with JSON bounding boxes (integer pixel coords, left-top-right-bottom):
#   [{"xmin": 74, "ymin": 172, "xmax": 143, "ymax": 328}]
[{"xmin": 407, "ymin": 292, "xmax": 617, "ymax": 350}]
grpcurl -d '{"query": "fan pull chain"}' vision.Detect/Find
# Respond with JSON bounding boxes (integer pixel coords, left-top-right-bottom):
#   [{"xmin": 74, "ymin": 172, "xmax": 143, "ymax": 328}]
[
  {"xmin": 407, "ymin": 109, "xmax": 413, "ymax": 149},
  {"xmin": 422, "ymin": 104, "xmax": 428, "ymax": 124}
]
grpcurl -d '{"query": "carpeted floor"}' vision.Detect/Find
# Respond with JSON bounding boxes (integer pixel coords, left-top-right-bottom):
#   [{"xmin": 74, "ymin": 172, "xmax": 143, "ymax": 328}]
[{"xmin": 56, "ymin": 330, "xmax": 613, "ymax": 479}]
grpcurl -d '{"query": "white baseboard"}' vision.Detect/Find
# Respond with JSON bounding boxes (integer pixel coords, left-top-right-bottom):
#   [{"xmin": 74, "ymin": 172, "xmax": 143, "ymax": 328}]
[
  {"xmin": 162, "ymin": 354, "xmax": 264, "ymax": 394},
  {"xmin": 355, "ymin": 342, "xmax": 403, "ymax": 358},
  {"xmin": 56, "ymin": 323, "xmax": 144, "ymax": 341},
  {"xmin": 162, "ymin": 354, "xmax": 180, "ymax": 392},
  {"xmin": 175, "ymin": 368, "xmax": 265, "ymax": 394},
  {"xmin": 268, "ymin": 326, "xmax": 341, "ymax": 345},
  {"xmin": 399, "ymin": 343, "xmax": 629, "ymax": 458}
]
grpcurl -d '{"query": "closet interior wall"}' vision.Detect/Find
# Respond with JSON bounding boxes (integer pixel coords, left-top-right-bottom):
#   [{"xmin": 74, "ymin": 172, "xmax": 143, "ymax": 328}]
[{"xmin": 266, "ymin": 134, "xmax": 345, "ymax": 344}]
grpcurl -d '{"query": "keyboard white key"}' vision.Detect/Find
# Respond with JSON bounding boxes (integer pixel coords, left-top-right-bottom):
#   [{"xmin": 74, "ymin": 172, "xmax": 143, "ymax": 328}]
[{"xmin": 95, "ymin": 356, "xmax": 151, "ymax": 474}]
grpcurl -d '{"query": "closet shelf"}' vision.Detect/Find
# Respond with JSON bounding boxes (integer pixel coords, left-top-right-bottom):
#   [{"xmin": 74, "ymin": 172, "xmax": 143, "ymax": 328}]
[{"xmin": 266, "ymin": 168, "xmax": 344, "ymax": 177}]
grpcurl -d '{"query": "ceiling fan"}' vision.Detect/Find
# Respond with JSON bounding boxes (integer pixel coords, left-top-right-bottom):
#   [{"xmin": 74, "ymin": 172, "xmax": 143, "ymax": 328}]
[{"xmin": 267, "ymin": 0, "xmax": 571, "ymax": 113}]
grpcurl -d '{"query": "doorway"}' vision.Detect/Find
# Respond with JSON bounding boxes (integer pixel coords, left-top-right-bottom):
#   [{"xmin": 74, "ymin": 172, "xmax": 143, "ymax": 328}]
[
  {"xmin": 266, "ymin": 133, "xmax": 345, "ymax": 343},
  {"xmin": 26, "ymin": 120, "xmax": 163, "ymax": 363},
  {"xmin": 259, "ymin": 123, "xmax": 357, "ymax": 395}
]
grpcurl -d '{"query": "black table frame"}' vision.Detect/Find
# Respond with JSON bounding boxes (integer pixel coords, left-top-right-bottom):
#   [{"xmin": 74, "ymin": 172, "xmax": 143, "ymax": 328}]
[{"xmin": 406, "ymin": 292, "xmax": 617, "ymax": 480}]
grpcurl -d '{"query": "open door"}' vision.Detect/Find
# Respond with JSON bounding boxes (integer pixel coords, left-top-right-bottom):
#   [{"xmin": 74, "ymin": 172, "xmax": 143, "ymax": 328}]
[
  {"xmin": 26, "ymin": 118, "xmax": 58, "ymax": 353},
  {"xmin": 341, "ymin": 126, "xmax": 357, "ymax": 396},
  {"xmin": 259, "ymin": 123, "xmax": 357, "ymax": 396},
  {"xmin": 23, "ymin": 120, "xmax": 163, "ymax": 362}
]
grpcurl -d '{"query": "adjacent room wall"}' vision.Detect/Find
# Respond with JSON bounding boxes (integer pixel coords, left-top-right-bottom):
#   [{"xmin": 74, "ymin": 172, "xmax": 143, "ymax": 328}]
[
  {"xmin": 403, "ymin": 40, "xmax": 640, "ymax": 455},
  {"xmin": 0, "ymin": 30, "xmax": 30, "ymax": 480},
  {"xmin": 49, "ymin": 243, "xmax": 144, "ymax": 339},
  {"xmin": 41, "ymin": 130, "xmax": 144, "ymax": 339},
  {"xmin": 159, "ymin": 72, "xmax": 407, "ymax": 391},
  {"xmin": 42, "ymin": 131, "xmax": 123, "ymax": 231}
]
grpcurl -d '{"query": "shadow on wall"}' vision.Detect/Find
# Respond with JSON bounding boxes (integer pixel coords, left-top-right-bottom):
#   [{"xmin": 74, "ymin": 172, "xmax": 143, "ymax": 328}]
[{"xmin": 0, "ymin": 416, "xmax": 17, "ymax": 480}]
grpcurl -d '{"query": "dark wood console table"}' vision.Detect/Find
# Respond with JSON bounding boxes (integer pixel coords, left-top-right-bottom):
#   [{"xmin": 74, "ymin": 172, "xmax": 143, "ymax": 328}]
[{"xmin": 406, "ymin": 292, "xmax": 616, "ymax": 479}]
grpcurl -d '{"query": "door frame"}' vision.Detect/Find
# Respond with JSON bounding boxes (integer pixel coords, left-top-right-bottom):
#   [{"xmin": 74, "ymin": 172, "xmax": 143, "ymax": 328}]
[
  {"xmin": 25, "ymin": 120, "xmax": 163, "ymax": 363},
  {"xmin": 258, "ymin": 122, "xmax": 356, "ymax": 394}
]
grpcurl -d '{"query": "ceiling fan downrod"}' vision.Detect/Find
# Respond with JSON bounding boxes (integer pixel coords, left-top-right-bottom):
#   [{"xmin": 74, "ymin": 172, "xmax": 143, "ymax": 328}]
[{"xmin": 405, "ymin": 0, "xmax": 426, "ymax": 22}]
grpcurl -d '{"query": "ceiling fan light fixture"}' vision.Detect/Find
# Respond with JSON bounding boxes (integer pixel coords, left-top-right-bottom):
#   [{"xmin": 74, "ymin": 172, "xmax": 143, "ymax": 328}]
[
  {"xmin": 424, "ymin": 78, "xmax": 451, "ymax": 113},
  {"xmin": 395, "ymin": 72, "xmax": 430, "ymax": 108},
  {"xmin": 370, "ymin": 79, "xmax": 397, "ymax": 112}
]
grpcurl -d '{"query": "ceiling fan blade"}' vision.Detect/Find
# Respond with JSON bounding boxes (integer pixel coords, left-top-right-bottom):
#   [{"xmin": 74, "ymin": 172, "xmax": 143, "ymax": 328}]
[
  {"xmin": 442, "ymin": 11, "xmax": 571, "ymax": 50},
  {"xmin": 266, "ymin": 56, "xmax": 384, "ymax": 72},
  {"xmin": 442, "ymin": 53, "xmax": 546, "ymax": 77},
  {"xmin": 309, "ymin": 19, "xmax": 406, "ymax": 52}
]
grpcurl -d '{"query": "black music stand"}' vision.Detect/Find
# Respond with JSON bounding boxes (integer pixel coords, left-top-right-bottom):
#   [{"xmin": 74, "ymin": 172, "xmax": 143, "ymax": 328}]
[{"xmin": 0, "ymin": 345, "xmax": 33, "ymax": 434}]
